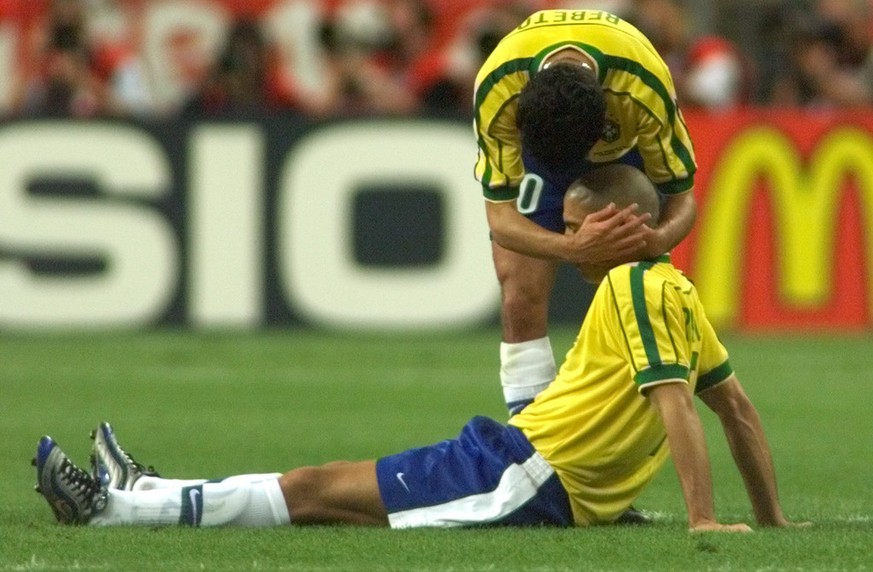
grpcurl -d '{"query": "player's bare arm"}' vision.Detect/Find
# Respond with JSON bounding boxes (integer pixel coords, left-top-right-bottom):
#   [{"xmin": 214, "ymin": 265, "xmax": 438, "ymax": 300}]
[
  {"xmin": 486, "ymin": 200, "xmax": 650, "ymax": 264},
  {"xmin": 698, "ymin": 376, "xmax": 810, "ymax": 528},
  {"xmin": 647, "ymin": 382, "xmax": 752, "ymax": 533}
]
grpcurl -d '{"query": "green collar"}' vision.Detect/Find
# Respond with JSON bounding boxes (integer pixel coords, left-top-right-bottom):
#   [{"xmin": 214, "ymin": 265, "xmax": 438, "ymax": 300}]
[{"xmin": 648, "ymin": 254, "xmax": 672, "ymax": 264}]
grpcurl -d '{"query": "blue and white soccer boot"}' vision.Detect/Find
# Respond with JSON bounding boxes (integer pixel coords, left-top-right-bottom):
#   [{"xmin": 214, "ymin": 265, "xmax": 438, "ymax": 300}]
[
  {"xmin": 33, "ymin": 436, "xmax": 107, "ymax": 525},
  {"xmin": 90, "ymin": 421, "xmax": 159, "ymax": 491}
]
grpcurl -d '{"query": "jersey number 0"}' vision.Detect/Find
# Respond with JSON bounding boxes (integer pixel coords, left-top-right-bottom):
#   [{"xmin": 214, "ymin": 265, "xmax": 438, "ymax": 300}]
[{"xmin": 517, "ymin": 173, "xmax": 544, "ymax": 214}]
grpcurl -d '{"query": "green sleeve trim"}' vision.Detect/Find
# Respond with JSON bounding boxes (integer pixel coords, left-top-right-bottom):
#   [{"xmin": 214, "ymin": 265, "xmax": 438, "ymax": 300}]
[
  {"xmin": 695, "ymin": 360, "xmax": 734, "ymax": 394},
  {"xmin": 655, "ymin": 177, "xmax": 695, "ymax": 196},
  {"xmin": 635, "ymin": 363, "xmax": 690, "ymax": 386},
  {"xmin": 483, "ymin": 184, "xmax": 519, "ymax": 202}
]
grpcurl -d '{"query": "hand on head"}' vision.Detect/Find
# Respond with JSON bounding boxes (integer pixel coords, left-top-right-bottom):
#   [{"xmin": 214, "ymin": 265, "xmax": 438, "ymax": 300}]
[{"xmin": 562, "ymin": 165, "xmax": 661, "ymax": 280}]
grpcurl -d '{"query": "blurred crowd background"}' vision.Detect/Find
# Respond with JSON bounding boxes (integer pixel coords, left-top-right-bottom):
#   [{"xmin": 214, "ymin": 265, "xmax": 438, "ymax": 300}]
[{"xmin": 1, "ymin": 0, "xmax": 872, "ymax": 120}]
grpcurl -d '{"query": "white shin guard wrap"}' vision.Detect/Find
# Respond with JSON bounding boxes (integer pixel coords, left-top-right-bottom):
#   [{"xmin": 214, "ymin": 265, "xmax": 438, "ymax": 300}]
[
  {"xmin": 500, "ymin": 336, "xmax": 557, "ymax": 410},
  {"xmin": 92, "ymin": 477, "xmax": 290, "ymax": 527}
]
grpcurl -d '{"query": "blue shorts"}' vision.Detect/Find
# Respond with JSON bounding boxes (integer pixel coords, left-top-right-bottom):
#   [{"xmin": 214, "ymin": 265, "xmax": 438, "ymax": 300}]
[
  {"xmin": 375, "ymin": 416, "xmax": 573, "ymax": 528},
  {"xmin": 520, "ymin": 148, "xmax": 645, "ymax": 231}
]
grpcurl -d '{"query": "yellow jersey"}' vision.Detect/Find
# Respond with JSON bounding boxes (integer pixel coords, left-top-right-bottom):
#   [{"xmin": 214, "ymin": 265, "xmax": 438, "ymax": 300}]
[
  {"xmin": 509, "ymin": 257, "xmax": 732, "ymax": 525},
  {"xmin": 474, "ymin": 9, "xmax": 696, "ymax": 202}
]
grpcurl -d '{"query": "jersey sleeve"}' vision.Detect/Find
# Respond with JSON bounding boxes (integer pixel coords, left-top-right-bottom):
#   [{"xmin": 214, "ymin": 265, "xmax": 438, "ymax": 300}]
[
  {"xmin": 474, "ymin": 112, "xmax": 524, "ymax": 202},
  {"xmin": 473, "ymin": 59, "xmax": 531, "ymax": 202},
  {"xmin": 606, "ymin": 265, "xmax": 692, "ymax": 393}
]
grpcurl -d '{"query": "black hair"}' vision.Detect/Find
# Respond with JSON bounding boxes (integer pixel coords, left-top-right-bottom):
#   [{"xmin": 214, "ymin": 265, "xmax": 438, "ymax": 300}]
[{"xmin": 516, "ymin": 62, "xmax": 606, "ymax": 177}]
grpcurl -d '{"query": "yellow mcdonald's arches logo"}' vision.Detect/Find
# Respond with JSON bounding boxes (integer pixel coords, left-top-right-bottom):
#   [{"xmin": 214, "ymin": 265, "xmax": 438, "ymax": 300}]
[{"xmin": 694, "ymin": 125, "xmax": 873, "ymax": 327}]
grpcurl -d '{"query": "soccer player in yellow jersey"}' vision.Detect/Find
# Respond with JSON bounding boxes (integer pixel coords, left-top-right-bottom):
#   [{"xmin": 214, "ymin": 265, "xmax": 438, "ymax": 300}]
[
  {"xmin": 473, "ymin": 9, "xmax": 698, "ymax": 415},
  {"xmin": 510, "ymin": 165, "xmax": 729, "ymax": 525},
  {"xmin": 35, "ymin": 165, "xmax": 806, "ymax": 532}
]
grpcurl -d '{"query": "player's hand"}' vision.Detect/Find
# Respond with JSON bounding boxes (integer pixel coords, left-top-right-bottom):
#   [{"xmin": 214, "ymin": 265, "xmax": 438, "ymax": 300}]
[
  {"xmin": 690, "ymin": 522, "xmax": 753, "ymax": 533},
  {"xmin": 568, "ymin": 203, "xmax": 651, "ymax": 264}
]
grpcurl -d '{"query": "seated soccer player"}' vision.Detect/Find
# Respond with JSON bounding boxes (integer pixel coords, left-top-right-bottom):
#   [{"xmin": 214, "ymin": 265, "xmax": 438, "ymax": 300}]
[{"xmin": 33, "ymin": 165, "xmax": 804, "ymax": 531}]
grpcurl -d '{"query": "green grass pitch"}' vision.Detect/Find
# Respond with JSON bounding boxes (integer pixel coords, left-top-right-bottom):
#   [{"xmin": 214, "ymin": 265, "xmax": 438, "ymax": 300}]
[{"xmin": 1, "ymin": 329, "xmax": 870, "ymax": 571}]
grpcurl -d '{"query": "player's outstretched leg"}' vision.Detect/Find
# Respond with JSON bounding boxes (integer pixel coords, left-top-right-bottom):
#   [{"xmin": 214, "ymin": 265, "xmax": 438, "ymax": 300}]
[
  {"xmin": 90, "ymin": 421, "xmax": 160, "ymax": 491},
  {"xmin": 36, "ymin": 432, "xmax": 289, "ymax": 528},
  {"xmin": 33, "ymin": 436, "xmax": 107, "ymax": 525}
]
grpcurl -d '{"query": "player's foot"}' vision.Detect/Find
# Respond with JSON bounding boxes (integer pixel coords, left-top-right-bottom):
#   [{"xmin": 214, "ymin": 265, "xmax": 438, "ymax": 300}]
[
  {"xmin": 90, "ymin": 422, "xmax": 160, "ymax": 491},
  {"xmin": 615, "ymin": 506, "xmax": 652, "ymax": 525},
  {"xmin": 33, "ymin": 436, "xmax": 107, "ymax": 525}
]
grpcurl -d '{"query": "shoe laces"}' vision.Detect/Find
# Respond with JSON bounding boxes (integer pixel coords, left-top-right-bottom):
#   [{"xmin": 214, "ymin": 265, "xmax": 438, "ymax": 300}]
[
  {"xmin": 126, "ymin": 452, "xmax": 160, "ymax": 477},
  {"xmin": 61, "ymin": 459, "xmax": 98, "ymax": 491},
  {"xmin": 59, "ymin": 458, "xmax": 104, "ymax": 505}
]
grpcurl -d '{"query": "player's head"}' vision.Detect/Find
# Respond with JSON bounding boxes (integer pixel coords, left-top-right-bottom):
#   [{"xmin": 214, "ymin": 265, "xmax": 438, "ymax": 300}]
[
  {"xmin": 565, "ymin": 164, "xmax": 661, "ymax": 227},
  {"xmin": 516, "ymin": 63, "xmax": 606, "ymax": 177},
  {"xmin": 563, "ymin": 164, "xmax": 661, "ymax": 282}
]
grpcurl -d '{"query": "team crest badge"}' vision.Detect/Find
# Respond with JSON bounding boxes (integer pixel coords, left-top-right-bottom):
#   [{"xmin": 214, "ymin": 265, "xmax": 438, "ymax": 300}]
[{"xmin": 601, "ymin": 119, "xmax": 620, "ymax": 143}]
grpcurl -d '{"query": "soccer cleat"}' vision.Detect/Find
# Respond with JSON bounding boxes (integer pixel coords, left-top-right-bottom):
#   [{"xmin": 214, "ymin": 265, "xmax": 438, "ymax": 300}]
[
  {"xmin": 90, "ymin": 421, "xmax": 160, "ymax": 491},
  {"xmin": 33, "ymin": 436, "xmax": 107, "ymax": 525}
]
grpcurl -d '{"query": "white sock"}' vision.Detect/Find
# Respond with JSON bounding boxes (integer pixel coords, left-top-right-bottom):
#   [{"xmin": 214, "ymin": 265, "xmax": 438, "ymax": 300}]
[
  {"xmin": 134, "ymin": 473, "xmax": 281, "ymax": 491},
  {"xmin": 500, "ymin": 336, "xmax": 556, "ymax": 415},
  {"xmin": 92, "ymin": 477, "xmax": 291, "ymax": 527}
]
